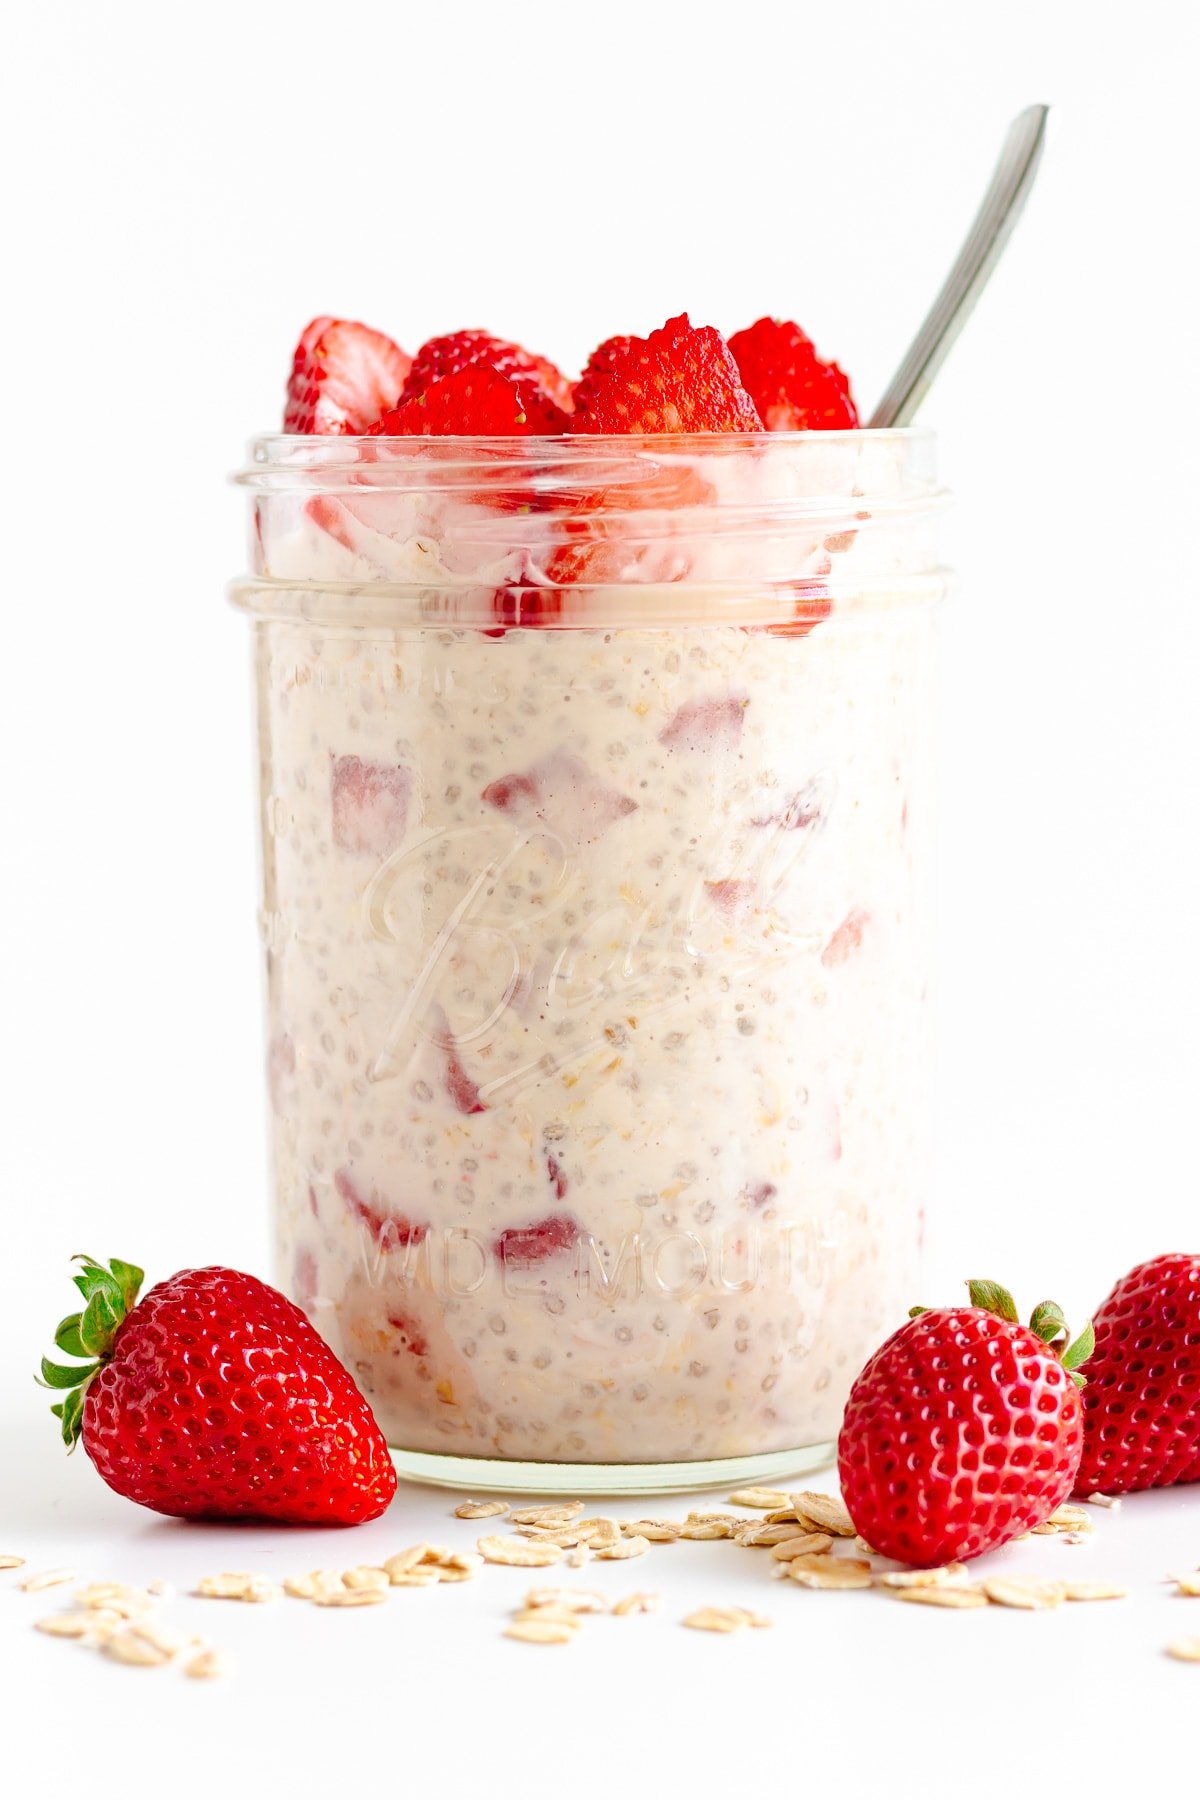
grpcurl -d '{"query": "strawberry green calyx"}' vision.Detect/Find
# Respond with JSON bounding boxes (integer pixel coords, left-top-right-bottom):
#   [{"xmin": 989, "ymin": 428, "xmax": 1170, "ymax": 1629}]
[
  {"xmin": 965, "ymin": 1279, "xmax": 1093, "ymax": 1389},
  {"xmin": 38, "ymin": 1256, "xmax": 144, "ymax": 1448}
]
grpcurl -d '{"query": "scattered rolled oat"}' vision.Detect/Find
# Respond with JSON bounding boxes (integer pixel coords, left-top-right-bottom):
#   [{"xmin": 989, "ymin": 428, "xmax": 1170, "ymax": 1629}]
[
  {"xmin": 982, "ymin": 1578, "xmax": 1066, "ymax": 1611},
  {"xmin": 683, "ymin": 1606, "xmax": 771, "ymax": 1633},
  {"xmin": 284, "ymin": 1570, "xmax": 347, "ymax": 1601},
  {"xmin": 594, "ymin": 1535, "xmax": 650, "ymax": 1561},
  {"xmin": 1085, "ymin": 1492, "xmax": 1121, "ymax": 1509},
  {"xmin": 1046, "ymin": 1504, "xmax": 1092, "ymax": 1531},
  {"xmin": 1167, "ymin": 1637, "xmax": 1200, "ymax": 1662},
  {"xmin": 1062, "ymin": 1580, "xmax": 1128, "ymax": 1602},
  {"xmin": 104, "ymin": 1624, "xmax": 178, "ymax": 1667},
  {"xmin": 35, "ymin": 1611, "xmax": 112, "ymax": 1639},
  {"xmin": 510, "ymin": 1605, "xmax": 583, "ymax": 1631},
  {"xmin": 727, "ymin": 1488, "xmax": 792, "ymax": 1510},
  {"xmin": 787, "ymin": 1559, "xmax": 873, "ymax": 1591},
  {"xmin": 770, "ymin": 1533, "xmax": 835, "ymax": 1563},
  {"xmin": 612, "ymin": 1592, "xmax": 662, "ymax": 1616},
  {"xmin": 1174, "ymin": 1573, "xmax": 1200, "ymax": 1597},
  {"xmin": 790, "ymin": 1493, "xmax": 856, "ymax": 1538},
  {"xmin": 524, "ymin": 1587, "xmax": 608, "ymax": 1614},
  {"xmin": 1, "ymin": 1555, "xmax": 27, "ymax": 1571},
  {"xmin": 510, "ymin": 1502, "xmax": 585, "ymax": 1527},
  {"xmin": 185, "ymin": 1648, "xmax": 232, "ymax": 1679},
  {"xmin": 735, "ymin": 1521, "xmax": 813, "ymax": 1548},
  {"xmin": 341, "ymin": 1567, "xmax": 390, "ymax": 1593},
  {"xmin": 877, "ymin": 1564, "xmax": 968, "ymax": 1590},
  {"xmin": 194, "ymin": 1572, "xmax": 281, "ymax": 1604},
  {"xmin": 382, "ymin": 1546, "xmax": 436, "ymax": 1580},
  {"xmin": 679, "ymin": 1521, "xmax": 734, "ymax": 1541},
  {"xmin": 453, "ymin": 1499, "xmax": 509, "ymax": 1520},
  {"xmin": 620, "ymin": 1520, "xmax": 680, "ymax": 1542},
  {"xmin": 576, "ymin": 1519, "xmax": 620, "ymax": 1549},
  {"xmin": 311, "ymin": 1587, "xmax": 387, "ymax": 1608},
  {"xmin": 387, "ymin": 1570, "xmax": 440, "ymax": 1589},
  {"xmin": 19, "ymin": 1568, "xmax": 77, "ymax": 1593},
  {"xmin": 478, "ymin": 1535, "xmax": 564, "ymax": 1568},
  {"xmin": 74, "ymin": 1581, "xmax": 154, "ymax": 1618},
  {"xmin": 505, "ymin": 1617, "xmax": 575, "ymax": 1645},
  {"xmin": 888, "ymin": 1584, "xmax": 988, "ymax": 1609}
]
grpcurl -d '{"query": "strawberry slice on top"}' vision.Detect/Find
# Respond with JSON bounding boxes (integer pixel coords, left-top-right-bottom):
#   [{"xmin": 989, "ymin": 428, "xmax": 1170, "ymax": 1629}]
[
  {"xmin": 368, "ymin": 366, "xmax": 540, "ymax": 436},
  {"xmin": 727, "ymin": 316, "xmax": 858, "ymax": 430},
  {"xmin": 400, "ymin": 329, "xmax": 573, "ymax": 431},
  {"xmin": 570, "ymin": 314, "xmax": 764, "ymax": 434},
  {"xmin": 284, "ymin": 316, "xmax": 412, "ymax": 435}
]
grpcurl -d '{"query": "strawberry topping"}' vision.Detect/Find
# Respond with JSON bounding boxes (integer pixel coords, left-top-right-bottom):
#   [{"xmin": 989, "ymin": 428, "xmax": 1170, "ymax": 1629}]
[
  {"xmin": 284, "ymin": 317, "xmax": 412, "ymax": 434},
  {"xmin": 727, "ymin": 317, "xmax": 858, "ymax": 430},
  {"xmin": 400, "ymin": 328, "xmax": 573, "ymax": 430},
  {"xmin": 571, "ymin": 314, "xmax": 764, "ymax": 434},
  {"xmin": 368, "ymin": 367, "xmax": 540, "ymax": 436}
]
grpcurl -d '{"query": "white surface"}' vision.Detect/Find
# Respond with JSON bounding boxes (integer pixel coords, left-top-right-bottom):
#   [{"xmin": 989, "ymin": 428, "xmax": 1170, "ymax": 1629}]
[{"xmin": 2, "ymin": 0, "xmax": 1199, "ymax": 1794}]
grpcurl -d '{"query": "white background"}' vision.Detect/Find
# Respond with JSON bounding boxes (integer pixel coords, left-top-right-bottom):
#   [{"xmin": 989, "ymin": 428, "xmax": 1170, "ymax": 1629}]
[{"xmin": 2, "ymin": 1, "xmax": 1198, "ymax": 1794}]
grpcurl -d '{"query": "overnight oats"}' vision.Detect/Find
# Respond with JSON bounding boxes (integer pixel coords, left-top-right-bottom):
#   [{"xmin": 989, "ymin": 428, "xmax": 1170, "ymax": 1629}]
[{"xmin": 231, "ymin": 314, "xmax": 947, "ymax": 1490}]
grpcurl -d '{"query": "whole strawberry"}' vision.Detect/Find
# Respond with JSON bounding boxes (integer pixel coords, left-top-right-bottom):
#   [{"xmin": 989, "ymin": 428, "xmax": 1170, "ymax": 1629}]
[
  {"xmin": 1074, "ymin": 1254, "xmax": 1200, "ymax": 1496},
  {"xmin": 40, "ymin": 1256, "xmax": 396, "ymax": 1524},
  {"xmin": 837, "ymin": 1281, "xmax": 1092, "ymax": 1567}
]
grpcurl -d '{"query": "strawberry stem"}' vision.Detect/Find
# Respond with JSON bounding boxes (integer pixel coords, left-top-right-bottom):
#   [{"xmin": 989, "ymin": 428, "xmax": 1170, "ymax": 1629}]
[{"xmin": 38, "ymin": 1255, "xmax": 144, "ymax": 1448}]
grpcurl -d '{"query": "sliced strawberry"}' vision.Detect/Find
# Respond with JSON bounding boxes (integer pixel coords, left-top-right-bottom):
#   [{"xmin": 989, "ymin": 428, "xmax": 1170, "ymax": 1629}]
[
  {"xmin": 546, "ymin": 1151, "xmax": 569, "ymax": 1201},
  {"xmin": 659, "ymin": 694, "xmax": 748, "ymax": 753},
  {"xmin": 284, "ymin": 317, "xmax": 412, "ymax": 434},
  {"xmin": 368, "ymin": 367, "xmax": 540, "ymax": 436},
  {"xmin": 331, "ymin": 755, "xmax": 412, "ymax": 856},
  {"xmin": 821, "ymin": 907, "xmax": 870, "ymax": 969},
  {"xmin": 494, "ymin": 1214, "xmax": 580, "ymax": 1264},
  {"xmin": 400, "ymin": 329, "xmax": 573, "ymax": 429},
  {"xmin": 334, "ymin": 1168, "xmax": 426, "ymax": 1250},
  {"xmin": 571, "ymin": 314, "xmax": 764, "ymax": 434},
  {"xmin": 424, "ymin": 1002, "xmax": 487, "ymax": 1113},
  {"xmin": 482, "ymin": 750, "xmax": 637, "ymax": 845},
  {"xmin": 727, "ymin": 317, "xmax": 858, "ymax": 430}
]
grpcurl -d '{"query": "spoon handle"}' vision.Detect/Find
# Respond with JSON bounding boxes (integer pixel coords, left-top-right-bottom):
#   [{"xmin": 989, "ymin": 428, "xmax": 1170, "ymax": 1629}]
[{"xmin": 867, "ymin": 103, "xmax": 1050, "ymax": 429}]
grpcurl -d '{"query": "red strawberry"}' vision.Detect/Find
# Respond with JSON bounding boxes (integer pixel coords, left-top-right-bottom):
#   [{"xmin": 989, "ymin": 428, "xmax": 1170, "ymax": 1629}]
[
  {"xmin": 1074, "ymin": 1254, "xmax": 1200, "ymax": 1496},
  {"xmin": 400, "ymin": 329, "xmax": 573, "ymax": 429},
  {"xmin": 284, "ymin": 317, "xmax": 412, "ymax": 434},
  {"xmin": 40, "ymin": 1255, "xmax": 396, "ymax": 1524},
  {"xmin": 837, "ymin": 1281, "xmax": 1091, "ymax": 1566},
  {"xmin": 727, "ymin": 317, "xmax": 858, "ymax": 430},
  {"xmin": 368, "ymin": 366, "xmax": 539, "ymax": 436},
  {"xmin": 571, "ymin": 314, "xmax": 764, "ymax": 434}
]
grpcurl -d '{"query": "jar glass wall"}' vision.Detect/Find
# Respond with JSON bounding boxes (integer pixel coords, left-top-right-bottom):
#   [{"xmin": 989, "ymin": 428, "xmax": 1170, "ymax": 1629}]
[{"xmin": 232, "ymin": 432, "xmax": 947, "ymax": 1492}]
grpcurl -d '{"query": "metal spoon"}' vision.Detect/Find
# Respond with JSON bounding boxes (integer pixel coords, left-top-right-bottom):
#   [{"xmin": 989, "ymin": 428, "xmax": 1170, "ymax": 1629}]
[{"xmin": 868, "ymin": 104, "xmax": 1050, "ymax": 428}]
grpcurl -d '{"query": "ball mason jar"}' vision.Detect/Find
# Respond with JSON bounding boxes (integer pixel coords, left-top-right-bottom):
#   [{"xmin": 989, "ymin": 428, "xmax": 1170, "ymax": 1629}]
[{"xmin": 231, "ymin": 430, "xmax": 947, "ymax": 1493}]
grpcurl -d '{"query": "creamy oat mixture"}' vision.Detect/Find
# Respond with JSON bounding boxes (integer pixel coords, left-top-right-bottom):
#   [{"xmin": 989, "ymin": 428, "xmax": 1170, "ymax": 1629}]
[{"xmin": 239, "ymin": 441, "xmax": 938, "ymax": 1467}]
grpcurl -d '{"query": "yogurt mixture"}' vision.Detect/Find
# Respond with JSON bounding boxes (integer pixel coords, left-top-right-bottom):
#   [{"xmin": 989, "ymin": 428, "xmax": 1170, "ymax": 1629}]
[{"xmin": 242, "ymin": 440, "xmax": 937, "ymax": 1467}]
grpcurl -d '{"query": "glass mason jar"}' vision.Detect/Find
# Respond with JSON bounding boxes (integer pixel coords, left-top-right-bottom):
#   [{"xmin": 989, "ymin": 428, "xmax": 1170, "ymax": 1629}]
[{"xmin": 232, "ymin": 430, "xmax": 946, "ymax": 1493}]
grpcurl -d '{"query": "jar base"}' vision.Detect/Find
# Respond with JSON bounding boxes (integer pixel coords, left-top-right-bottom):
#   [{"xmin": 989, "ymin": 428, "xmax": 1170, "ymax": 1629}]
[{"xmin": 389, "ymin": 1441, "xmax": 836, "ymax": 1498}]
